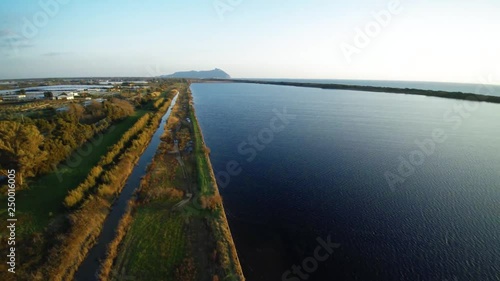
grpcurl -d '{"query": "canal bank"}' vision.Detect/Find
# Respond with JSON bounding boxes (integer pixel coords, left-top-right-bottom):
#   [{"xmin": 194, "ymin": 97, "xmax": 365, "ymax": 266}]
[
  {"xmin": 188, "ymin": 86, "xmax": 245, "ymax": 280},
  {"xmin": 74, "ymin": 92, "xmax": 179, "ymax": 281},
  {"xmin": 102, "ymin": 84, "xmax": 244, "ymax": 280}
]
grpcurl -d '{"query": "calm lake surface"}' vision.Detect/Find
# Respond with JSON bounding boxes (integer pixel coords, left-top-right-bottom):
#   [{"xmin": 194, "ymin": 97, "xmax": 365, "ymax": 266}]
[{"xmin": 191, "ymin": 83, "xmax": 500, "ymax": 281}]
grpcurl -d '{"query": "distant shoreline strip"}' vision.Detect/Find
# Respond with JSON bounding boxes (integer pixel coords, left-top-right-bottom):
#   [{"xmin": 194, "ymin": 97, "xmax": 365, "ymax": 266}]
[{"xmin": 205, "ymin": 79, "xmax": 500, "ymax": 105}]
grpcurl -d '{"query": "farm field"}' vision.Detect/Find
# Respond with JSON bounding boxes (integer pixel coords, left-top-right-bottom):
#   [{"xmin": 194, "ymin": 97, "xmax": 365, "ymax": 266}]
[{"xmin": 112, "ymin": 202, "xmax": 187, "ymax": 280}]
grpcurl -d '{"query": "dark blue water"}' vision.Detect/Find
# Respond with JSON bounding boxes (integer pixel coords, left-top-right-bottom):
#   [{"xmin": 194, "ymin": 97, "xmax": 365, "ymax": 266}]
[
  {"xmin": 191, "ymin": 83, "xmax": 500, "ymax": 281},
  {"xmin": 246, "ymin": 79, "xmax": 500, "ymax": 97}
]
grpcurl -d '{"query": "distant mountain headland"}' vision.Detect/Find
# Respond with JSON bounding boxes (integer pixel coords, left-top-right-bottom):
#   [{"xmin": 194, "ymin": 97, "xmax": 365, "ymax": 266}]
[{"xmin": 161, "ymin": 68, "xmax": 231, "ymax": 79}]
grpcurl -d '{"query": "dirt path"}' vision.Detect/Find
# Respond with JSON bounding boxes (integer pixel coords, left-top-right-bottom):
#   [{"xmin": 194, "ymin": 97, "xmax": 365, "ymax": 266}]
[{"xmin": 172, "ymin": 193, "xmax": 192, "ymax": 209}]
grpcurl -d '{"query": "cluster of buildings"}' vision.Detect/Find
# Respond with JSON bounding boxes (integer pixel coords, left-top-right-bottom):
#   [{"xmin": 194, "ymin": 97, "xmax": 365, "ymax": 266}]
[
  {"xmin": 1, "ymin": 94, "xmax": 27, "ymax": 101},
  {"xmin": 0, "ymin": 80, "xmax": 150, "ymax": 103},
  {"xmin": 49, "ymin": 92, "xmax": 77, "ymax": 100},
  {"xmin": 0, "ymin": 92, "xmax": 79, "ymax": 102}
]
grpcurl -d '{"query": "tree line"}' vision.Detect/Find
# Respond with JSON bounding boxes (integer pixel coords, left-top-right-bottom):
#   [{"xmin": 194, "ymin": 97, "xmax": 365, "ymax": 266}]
[{"xmin": 0, "ymin": 97, "xmax": 136, "ymax": 186}]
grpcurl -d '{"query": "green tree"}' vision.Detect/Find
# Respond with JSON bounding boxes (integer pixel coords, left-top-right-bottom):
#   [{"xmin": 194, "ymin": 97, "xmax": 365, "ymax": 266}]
[
  {"xmin": 87, "ymin": 101, "xmax": 104, "ymax": 117},
  {"xmin": 0, "ymin": 121, "xmax": 48, "ymax": 186},
  {"xmin": 68, "ymin": 103, "xmax": 85, "ymax": 121}
]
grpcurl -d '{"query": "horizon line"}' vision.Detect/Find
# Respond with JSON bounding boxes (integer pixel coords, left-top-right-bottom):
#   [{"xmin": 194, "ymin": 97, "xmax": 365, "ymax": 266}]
[{"xmin": 1, "ymin": 76, "xmax": 499, "ymax": 87}]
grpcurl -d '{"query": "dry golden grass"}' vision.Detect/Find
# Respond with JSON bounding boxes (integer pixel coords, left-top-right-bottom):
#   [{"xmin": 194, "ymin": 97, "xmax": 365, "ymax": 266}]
[
  {"xmin": 200, "ymin": 194, "xmax": 222, "ymax": 211},
  {"xmin": 99, "ymin": 202, "xmax": 134, "ymax": 281},
  {"xmin": 144, "ymin": 186, "xmax": 184, "ymax": 201},
  {"xmin": 37, "ymin": 196, "xmax": 110, "ymax": 281},
  {"xmin": 64, "ymin": 114, "xmax": 151, "ymax": 208}
]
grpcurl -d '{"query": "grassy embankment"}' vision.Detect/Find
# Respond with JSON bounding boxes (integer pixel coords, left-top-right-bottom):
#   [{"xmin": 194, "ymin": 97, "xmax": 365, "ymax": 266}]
[
  {"xmin": 0, "ymin": 85, "xmax": 176, "ymax": 280},
  {"xmin": 190, "ymin": 108, "xmax": 212, "ymax": 196},
  {"xmin": 210, "ymin": 79, "xmax": 500, "ymax": 104},
  {"xmin": 101, "ymin": 83, "xmax": 244, "ymax": 281},
  {"xmin": 189, "ymin": 94, "xmax": 245, "ymax": 280}
]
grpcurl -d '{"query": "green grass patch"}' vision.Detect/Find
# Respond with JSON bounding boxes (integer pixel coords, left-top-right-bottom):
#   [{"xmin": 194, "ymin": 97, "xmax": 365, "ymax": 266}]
[
  {"xmin": 190, "ymin": 110, "xmax": 214, "ymax": 195},
  {"xmin": 112, "ymin": 202, "xmax": 186, "ymax": 280},
  {"xmin": 2, "ymin": 109, "xmax": 150, "ymax": 236}
]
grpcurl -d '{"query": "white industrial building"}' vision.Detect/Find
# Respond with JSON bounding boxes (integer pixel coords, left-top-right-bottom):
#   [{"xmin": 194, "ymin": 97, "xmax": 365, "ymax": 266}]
[{"xmin": 56, "ymin": 92, "xmax": 76, "ymax": 100}]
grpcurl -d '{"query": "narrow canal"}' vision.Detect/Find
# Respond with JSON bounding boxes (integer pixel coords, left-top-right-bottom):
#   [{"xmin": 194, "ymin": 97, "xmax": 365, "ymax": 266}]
[{"xmin": 75, "ymin": 93, "xmax": 179, "ymax": 281}]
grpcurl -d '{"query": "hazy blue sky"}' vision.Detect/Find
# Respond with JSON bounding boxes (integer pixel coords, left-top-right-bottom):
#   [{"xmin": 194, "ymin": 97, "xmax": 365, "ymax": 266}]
[{"xmin": 0, "ymin": 0, "xmax": 499, "ymax": 83}]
